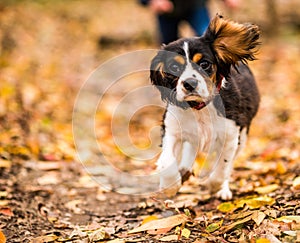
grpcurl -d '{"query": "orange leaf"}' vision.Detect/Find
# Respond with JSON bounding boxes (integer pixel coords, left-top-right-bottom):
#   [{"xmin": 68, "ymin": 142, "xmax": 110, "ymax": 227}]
[
  {"xmin": 0, "ymin": 207, "xmax": 14, "ymax": 217},
  {"xmin": 0, "ymin": 230, "xmax": 6, "ymax": 243}
]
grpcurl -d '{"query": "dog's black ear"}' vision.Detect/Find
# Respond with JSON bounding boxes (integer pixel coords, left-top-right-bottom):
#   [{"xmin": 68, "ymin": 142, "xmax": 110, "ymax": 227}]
[
  {"xmin": 150, "ymin": 51, "xmax": 166, "ymax": 87},
  {"xmin": 204, "ymin": 15, "xmax": 260, "ymax": 65}
]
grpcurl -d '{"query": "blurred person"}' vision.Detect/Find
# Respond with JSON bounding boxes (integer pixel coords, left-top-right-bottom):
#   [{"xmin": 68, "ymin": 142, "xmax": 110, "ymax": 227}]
[{"xmin": 139, "ymin": 0, "xmax": 240, "ymax": 44}]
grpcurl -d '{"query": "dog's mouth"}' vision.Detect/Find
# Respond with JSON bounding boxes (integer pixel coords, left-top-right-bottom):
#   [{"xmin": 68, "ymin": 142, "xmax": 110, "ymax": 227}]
[
  {"xmin": 184, "ymin": 95, "xmax": 211, "ymax": 110},
  {"xmin": 184, "ymin": 95, "xmax": 204, "ymax": 102}
]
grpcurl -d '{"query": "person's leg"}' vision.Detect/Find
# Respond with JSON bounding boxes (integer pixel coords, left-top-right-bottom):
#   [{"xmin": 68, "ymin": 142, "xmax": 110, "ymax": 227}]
[
  {"xmin": 157, "ymin": 15, "xmax": 180, "ymax": 44},
  {"xmin": 187, "ymin": 6, "xmax": 210, "ymax": 36}
]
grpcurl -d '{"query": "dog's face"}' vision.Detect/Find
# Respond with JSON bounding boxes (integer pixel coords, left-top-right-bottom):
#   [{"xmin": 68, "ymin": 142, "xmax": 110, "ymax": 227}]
[{"xmin": 150, "ymin": 15, "xmax": 260, "ymax": 109}]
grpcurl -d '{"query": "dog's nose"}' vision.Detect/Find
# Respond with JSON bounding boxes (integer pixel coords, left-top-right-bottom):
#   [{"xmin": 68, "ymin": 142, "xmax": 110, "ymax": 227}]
[{"xmin": 183, "ymin": 78, "xmax": 198, "ymax": 91}]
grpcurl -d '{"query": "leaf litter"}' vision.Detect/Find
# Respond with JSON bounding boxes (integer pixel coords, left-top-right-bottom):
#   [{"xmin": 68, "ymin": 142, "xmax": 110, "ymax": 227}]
[{"xmin": 0, "ymin": 1, "xmax": 300, "ymax": 242}]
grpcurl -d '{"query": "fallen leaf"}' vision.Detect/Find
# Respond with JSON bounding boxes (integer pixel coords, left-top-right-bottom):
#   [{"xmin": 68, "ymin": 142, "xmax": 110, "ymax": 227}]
[
  {"xmin": 0, "ymin": 191, "xmax": 8, "ymax": 198},
  {"xmin": 229, "ymin": 210, "xmax": 253, "ymax": 220},
  {"xmin": 181, "ymin": 228, "xmax": 191, "ymax": 238},
  {"xmin": 217, "ymin": 202, "xmax": 235, "ymax": 213},
  {"xmin": 30, "ymin": 234, "xmax": 58, "ymax": 243},
  {"xmin": 142, "ymin": 215, "xmax": 159, "ymax": 225},
  {"xmin": 159, "ymin": 235, "xmax": 178, "ymax": 241},
  {"xmin": 275, "ymin": 216, "xmax": 300, "ymax": 223},
  {"xmin": 235, "ymin": 196, "xmax": 275, "ymax": 209},
  {"xmin": 0, "ymin": 201, "xmax": 9, "ymax": 207},
  {"xmin": 256, "ymin": 238, "xmax": 271, "ymax": 243},
  {"xmin": 206, "ymin": 219, "xmax": 223, "ymax": 233},
  {"xmin": 0, "ymin": 207, "xmax": 14, "ymax": 217},
  {"xmin": 0, "ymin": 230, "xmax": 6, "ymax": 243},
  {"xmin": 276, "ymin": 161, "xmax": 287, "ymax": 174},
  {"xmin": 106, "ymin": 239, "xmax": 126, "ymax": 243},
  {"xmin": 282, "ymin": 231, "xmax": 297, "ymax": 237},
  {"xmin": 255, "ymin": 184, "xmax": 278, "ymax": 194},
  {"xmin": 252, "ymin": 211, "xmax": 266, "ymax": 226},
  {"xmin": 264, "ymin": 209, "xmax": 278, "ymax": 218},
  {"xmin": 0, "ymin": 160, "xmax": 11, "ymax": 168},
  {"xmin": 128, "ymin": 214, "xmax": 188, "ymax": 234},
  {"xmin": 221, "ymin": 215, "xmax": 253, "ymax": 233},
  {"xmin": 292, "ymin": 176, "xmax": 300, "ymax": 190},
  {"xmin": 147, "ymin": 227, "xmax": 173, "ymax": 235},
  {"xmin": 37, "ymin": 161, "xmax": 61, "ymax": 171},
  {"xmin": 89, "ymin": 227, "xmax": 109, "ymax": 241}
]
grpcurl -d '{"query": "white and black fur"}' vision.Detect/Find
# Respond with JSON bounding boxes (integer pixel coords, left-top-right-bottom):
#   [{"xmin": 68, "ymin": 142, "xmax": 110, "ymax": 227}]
[{"xmin": 150, "ymin": 15, "xmax": 260, "ymax": 200}]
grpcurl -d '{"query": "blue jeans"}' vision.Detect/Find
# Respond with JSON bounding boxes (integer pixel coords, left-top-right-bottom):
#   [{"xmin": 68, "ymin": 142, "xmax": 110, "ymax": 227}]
[{"xmin": 157, "ymin": 6, "xmax": 210, "ymax": 44}]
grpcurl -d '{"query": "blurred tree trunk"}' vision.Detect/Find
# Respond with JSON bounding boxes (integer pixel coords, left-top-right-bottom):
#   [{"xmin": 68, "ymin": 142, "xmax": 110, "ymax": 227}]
[{"xmin": 265, "ymin": 0, "xmax": 279, "ymax": 36}]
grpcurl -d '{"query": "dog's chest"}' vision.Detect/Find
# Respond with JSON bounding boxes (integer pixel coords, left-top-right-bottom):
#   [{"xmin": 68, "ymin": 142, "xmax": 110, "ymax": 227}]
[{"xmin": 164, "ymin": 104, "xmax": 222, "ymax": 151}]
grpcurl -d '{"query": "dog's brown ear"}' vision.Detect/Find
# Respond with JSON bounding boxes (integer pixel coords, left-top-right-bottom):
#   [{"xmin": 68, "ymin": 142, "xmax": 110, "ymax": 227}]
[{"xmin": 204, "ymin": 15, "xmax": 260, "ymax": 65}]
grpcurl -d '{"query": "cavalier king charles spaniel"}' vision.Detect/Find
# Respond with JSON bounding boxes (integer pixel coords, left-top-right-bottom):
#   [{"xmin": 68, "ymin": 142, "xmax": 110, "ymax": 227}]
[{"xmin": 150, "ymin": 15, "xmax": 260, "ymax": 199}]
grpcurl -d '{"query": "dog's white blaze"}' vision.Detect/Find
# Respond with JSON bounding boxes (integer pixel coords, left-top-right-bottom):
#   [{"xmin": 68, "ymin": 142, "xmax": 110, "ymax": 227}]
[{"xmin": 176, "ymin": 41, "xmax": 209, "ymax": 101}]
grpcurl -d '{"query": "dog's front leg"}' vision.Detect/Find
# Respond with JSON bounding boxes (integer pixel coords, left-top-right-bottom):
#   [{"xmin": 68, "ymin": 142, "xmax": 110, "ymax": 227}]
[
  {"xmin": 156, "ymin": 133, "xmax": 182, "ymax": 197},
  {"xmin": 179, "ymin": 141, "xmax": 197, "ymax": 183}
]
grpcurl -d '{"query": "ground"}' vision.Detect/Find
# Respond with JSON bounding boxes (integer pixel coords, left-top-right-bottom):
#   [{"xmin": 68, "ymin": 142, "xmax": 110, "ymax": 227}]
[{"xmin": 0, "ymin": 1, "xmax": 300, "ymax": 242}]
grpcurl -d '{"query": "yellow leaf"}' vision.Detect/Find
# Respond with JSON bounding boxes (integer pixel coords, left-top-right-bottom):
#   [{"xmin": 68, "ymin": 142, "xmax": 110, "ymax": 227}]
[
  {"xmin": 235, "ymin": 196, "xmax": 275, "ymax": 209},
  {"xmin": 0, "ymin": 230, "xmax": 6, "ymax": 243},
  {"xmin": 292, "ymin": 176, "xmax": 300, "ymax": 190},
  {"xmin": 217, "ymin": 202, "xmax": 235, "ymax": 213},
  {"xmin": 159, "ymin": 235, "xmax": 178, "ymax": 241},
  {"xmin": 275, "ymin": 216, "xmax": 300, "ymax": 223},
  {"xmin": 206, "ymin": 220, "xmax": 223, "ymax": 233},
  {"xmin": 256, "ymin": 238, "xmax": 271, "ymax": 243},
  {"xmin": 0, "ymin": 201, "xmax": 9, "ymax": 207},
  {"xmin": 276, "ymin": 161, "xmax": 287, "ymax": 174},
  {"xmin": 142, "ymin": 215, "xmax": 158, "ymax": 225},
  {"xmin": 254, "ymin": 184, "xmax": 278, "ymax": 194},
  {"xmin": 181, "ymin": 228, "xmax": 191, "ymax": 238},
  {"xmin": 0, "ymin": 160, "xmax": 11, "ymax": 169},
  {"xmin": 128, "ymin": 214, "xmax": 188, "ymax": 234}
]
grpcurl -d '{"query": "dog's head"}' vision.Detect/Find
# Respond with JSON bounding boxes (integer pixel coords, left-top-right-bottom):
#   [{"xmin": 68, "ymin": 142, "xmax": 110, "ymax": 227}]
[{"xmin": 150, "ymin": 15, "xmax": 260, "ymax": 109}]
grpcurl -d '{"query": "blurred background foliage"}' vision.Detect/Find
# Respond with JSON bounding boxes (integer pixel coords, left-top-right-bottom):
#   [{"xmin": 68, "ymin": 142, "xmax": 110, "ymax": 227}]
[{"xmin": 0, "ymin": 0, "xmax": 299, "ymax": 167}]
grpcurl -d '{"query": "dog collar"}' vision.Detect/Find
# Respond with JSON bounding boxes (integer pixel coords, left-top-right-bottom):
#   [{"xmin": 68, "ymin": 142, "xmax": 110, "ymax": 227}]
[{"xmin": 192, "ymin": 75, "xmax": 224, "ymax": 110}]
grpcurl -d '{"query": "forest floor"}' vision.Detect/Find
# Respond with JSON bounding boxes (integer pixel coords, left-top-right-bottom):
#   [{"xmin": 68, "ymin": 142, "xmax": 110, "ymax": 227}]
[{"xmin": 0, "ymin": 1, "xmax": 300, "ymax": 242}]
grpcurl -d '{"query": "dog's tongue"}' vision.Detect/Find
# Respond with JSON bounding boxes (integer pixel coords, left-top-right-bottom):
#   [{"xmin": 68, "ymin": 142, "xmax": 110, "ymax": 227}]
[{"xmin": 188, "ymin": 101, "xmax": 206, "ymax": 110}]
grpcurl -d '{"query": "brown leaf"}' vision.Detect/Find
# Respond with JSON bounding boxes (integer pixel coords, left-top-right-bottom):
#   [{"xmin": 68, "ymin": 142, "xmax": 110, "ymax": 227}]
[
  {"xmin": 221, "ymin": 215, "xmax": 253, "ymax": 233},
  {"xmin": 252, "ymin": 211, "xmax": 266, "ymax": 226},
  {"xmin": 159, "ymin": 235, "xmax": 178, "ymax": 241},
  {"xmin": 128, "ymin": 214, "xmax": 188, "ymax": 234},
  {"xmin": 147, "ymin": 227, "xmax": 173, "ymax": 235}
]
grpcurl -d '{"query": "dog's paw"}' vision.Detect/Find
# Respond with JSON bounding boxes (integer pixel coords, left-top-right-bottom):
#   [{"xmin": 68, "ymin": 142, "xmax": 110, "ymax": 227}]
[{"xmin": 216, "ymin": 186, "xmax": 232, "ymax": 200}]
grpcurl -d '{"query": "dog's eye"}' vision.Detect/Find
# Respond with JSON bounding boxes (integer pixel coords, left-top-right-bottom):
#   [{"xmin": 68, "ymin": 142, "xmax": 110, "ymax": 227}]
[
  {"xmin": 199, "ymin": 61, "xmax": 212, "ymax": 72},
  {"xmin": 168, "ymin": 62, "xmax": 181, "ymax": 75}
]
